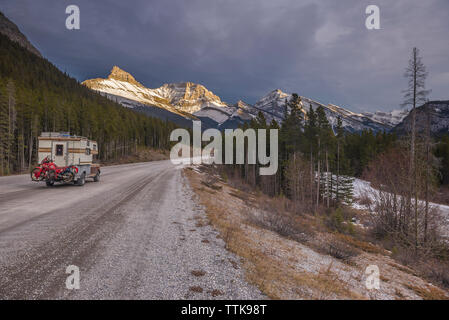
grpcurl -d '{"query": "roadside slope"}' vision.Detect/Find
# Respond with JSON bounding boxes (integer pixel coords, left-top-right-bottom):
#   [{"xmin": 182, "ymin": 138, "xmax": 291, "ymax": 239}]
[{"xmin": 185, "ymin": 166, "xmax": 449, "ymax": 300}]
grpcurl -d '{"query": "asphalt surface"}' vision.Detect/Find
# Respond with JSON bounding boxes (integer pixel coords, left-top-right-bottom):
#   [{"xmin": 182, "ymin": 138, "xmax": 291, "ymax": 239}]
[{"xmin": 0, "ymin": 160, "xmax": 263, "ymax": 299}]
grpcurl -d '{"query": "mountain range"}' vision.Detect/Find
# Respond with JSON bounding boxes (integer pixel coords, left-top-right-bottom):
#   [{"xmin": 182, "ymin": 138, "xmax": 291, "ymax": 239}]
[
  {"xmin": 1, "ymin": 10, "xmax": 446, "ymax": 136},
  {"xmin": 394, "ymin": 101, "xmax": 449, "ymax": 136},
  {"xmin": 83, "ymin": 66, "xmax": 409, "ymax": 132}
]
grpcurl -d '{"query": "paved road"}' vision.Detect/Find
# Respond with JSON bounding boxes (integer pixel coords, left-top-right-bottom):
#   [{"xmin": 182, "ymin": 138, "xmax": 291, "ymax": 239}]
[{"xmin": 0, "ymin": 161, "xmax": 263, "ymax": 299}]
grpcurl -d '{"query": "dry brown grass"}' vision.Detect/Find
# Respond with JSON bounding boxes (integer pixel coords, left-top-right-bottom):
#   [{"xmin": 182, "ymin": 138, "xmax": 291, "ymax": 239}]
[
  {"xmin": 201, "ymin": 175, "xmax": 223, "ymax": 191},
  {"xmin": 184, "ymin": 167, "xmax": 449, "ymax": 300},
  {"xmin": 184, "ymin": 168, "xmax": 365, "ymax": 299},
  {"xmin": 308, "ymin": 266, "xmax": 364, "ymax": 300},
  {"xmin": 193, "ymin": 213, "xmax": 209, "ymax": 227},
  {"xmin": 405, "ymin": 284, "xmax": 448, "ymax": 300},
  {"xmin": 229, "ymin": 191, "xmax": 251, "ymax": 202},
  {"xmin": 387, "ymin": 262, "xmax": 419, "ymax": 277},
  {"xmin": 334, "ymin": 233, "xmax": 386, "ymax": 255},
  {"xmin": 325, "ymin": 241, "xmax": 360, "ymax": 263},
  {"xmin": 395, "ymin": 288, "xmax": 405, "ymax": 300}
]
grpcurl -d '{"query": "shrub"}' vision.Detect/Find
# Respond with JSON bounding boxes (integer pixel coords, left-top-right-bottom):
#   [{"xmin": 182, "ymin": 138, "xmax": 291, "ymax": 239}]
[
  {"xmin": 326, "ymin": 207, "xmax": 356, "ymax": 235},
  {"xmin": 326, "ymin": 241, "xmax": 359, "ymax": 262},
  {"xmin": 247, "ymin": 209, "xmax": 313, "ymax": 244}
]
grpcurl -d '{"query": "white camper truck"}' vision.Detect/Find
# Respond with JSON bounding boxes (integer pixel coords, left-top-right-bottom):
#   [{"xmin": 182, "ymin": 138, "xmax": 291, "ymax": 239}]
[{"xmin": 37, "ymin": 132, "xmax": 101, "ymax": 185}]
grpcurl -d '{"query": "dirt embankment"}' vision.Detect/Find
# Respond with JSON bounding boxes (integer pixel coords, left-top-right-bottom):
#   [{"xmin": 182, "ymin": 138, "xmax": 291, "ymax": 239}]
[{"xmin": 184, "ymin": 166, "xmax": 449, "ymax": 300}]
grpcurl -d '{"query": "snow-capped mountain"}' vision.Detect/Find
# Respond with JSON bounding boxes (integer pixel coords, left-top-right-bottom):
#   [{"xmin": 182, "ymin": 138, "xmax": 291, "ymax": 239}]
[
  {"xmin": 83, "ymin": 66, "xmax": 261, "ymax": 128},
  {"xmin": 253, "ymin": 89, "xmax": 291, "ymax": 121},
  {"xmin": 252, "ymin": 89, "xmax": 392, "ymax": 133},
  {"xmin": 394, "ymin": 101, "xmax": 449, "ymax": 136},
  {"xmin": 362, "ymin": 110, "xmax": 409, "ymax": 128},
  {"xmin": 83, "ymin": 66, "xmax": 227, "ymax": 118},
  {"xmin": 83, "ymin": 66, "xmax": 405, "ymax": 132}
]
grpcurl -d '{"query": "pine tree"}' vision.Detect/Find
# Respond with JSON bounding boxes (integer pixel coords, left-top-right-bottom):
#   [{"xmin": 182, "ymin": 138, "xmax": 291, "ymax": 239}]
[
  {"xmin": 315, "ymin": 106, "xmax": 333, "ymax": 207},
  {"xmin": 0, "ymin": 32, "xmax": 178, "ymax": 174},
  {"xmin": 6, "ymin": 79, "xmax": 16, "ymax": 174},
  {"xmin": 335, "ymin": 116, "xmax": 344, "ymax": 203},
  {"xmin": 304, "ymin": 106, "xmax": 318, "ymax": 208},
  {"xmin": 339, "ymin": 175, "xmax": 354, "ymax": 205},
  {"xmin": 255, "ymin": 111, "xmax": 267, "ymax": 129},
  {"xmin": 280, "ymin": 93, "xmax": 304, "ymax": 154},
  {"xmin": 0, "ymin": 83, "xmax": 9, "ymax": 174}
]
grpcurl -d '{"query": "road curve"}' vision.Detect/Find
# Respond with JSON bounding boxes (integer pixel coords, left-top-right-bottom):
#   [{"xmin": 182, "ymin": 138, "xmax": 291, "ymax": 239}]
[{"xmin": 0, "ymin": 160, "xmax": 263, "ymax": 299}]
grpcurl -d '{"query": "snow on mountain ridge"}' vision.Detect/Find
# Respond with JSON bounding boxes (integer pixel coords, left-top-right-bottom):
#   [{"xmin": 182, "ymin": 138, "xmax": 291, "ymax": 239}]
[
  {"xmin": 83, "ymin": 66, "xmax": 227, "ymax": 116},
  {"xmin": 83, "ymin": 67, "xmax": 403, "ymax": 132},
  {"xmin": 362, "ymin": 109, "xmax": 409, "ymax": 128},
  {"xmin": 394, "ymin": 101, "xmax": 449, "ymax": 136},
  {"xmin": 253, "ymin": 89, "xmax": 392, "ymax": 133}
]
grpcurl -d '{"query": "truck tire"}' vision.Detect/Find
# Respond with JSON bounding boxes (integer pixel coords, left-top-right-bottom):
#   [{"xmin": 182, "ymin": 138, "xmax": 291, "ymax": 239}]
[
  {"xmin": 46, "ymin": 180, "xmax": 54, "ymax": 187},
  {"xmin": 76, "ymin": 173, "xmax": 85, "ymax": 186},
  {"xmin": 93, "ymin": 172, "xmax": 100, "ymax": 182}
]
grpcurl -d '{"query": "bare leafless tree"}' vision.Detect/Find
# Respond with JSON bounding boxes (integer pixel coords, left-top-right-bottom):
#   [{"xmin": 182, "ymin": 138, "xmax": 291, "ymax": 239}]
[
  {"xmin": 401, "ymin": 47, "xmax": 431, "ymax": 254},
  {"xmin": 285, "ymin": 152, "xmax": 313, "ymax": 213},
  {"xmin": 364, "ymin": 148, "xmax": 442, "ymax": 254}
]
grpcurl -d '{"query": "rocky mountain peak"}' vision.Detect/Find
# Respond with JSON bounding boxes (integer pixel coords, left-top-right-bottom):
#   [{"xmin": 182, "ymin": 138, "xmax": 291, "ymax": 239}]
[
  {"xmin": 236, "ymin": 100, "xmax": 250, "ymax": 108},
  {"xmin": 159, "ymin": 82, "xmax": 224, "ymax": 108},
  {"xmin": 394, "ymin": 101, "xmax": 449, "ymax": 136},
  {"xmin": 82, "ymin": 67, "xmax": 410, "ymax": 133},
  {"xmin": 0, "ymin": 11, "xmax": 41, "ymax": 57},
  {"xmin": 272, "ymin": 89, "xmax": 289, "ymax": 97},
  {"xmin": 83, "ymin": 67, "xmax": 228, "ymax": 114},
  {"xmin": 107, "ymin": 66, "xmax": 143, "ymax": 86}
]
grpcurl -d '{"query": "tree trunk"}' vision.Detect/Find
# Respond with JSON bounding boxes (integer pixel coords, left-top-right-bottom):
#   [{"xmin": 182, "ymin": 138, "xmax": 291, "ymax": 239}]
[
  {"xmin": 310, "ymin": 151, "xmax": 314, "ymax": 209},
  {"xmin": 337, "ymin": 141, "xmax": 340, "ymax": 203},
  {"xmin": 316, "ymin": 137, "xmax": 321, "ymax": 209},
  {"xmin": 411, "ymin": 56, "xmax": 418, "ymax": 255},
  {"xmin": 326, "ymin": 149, "xmax": 330, "ymax": 208},
  {"xmin": 29, "ymin": 130, "xmax": 33, "ymax": 169},
  {"xmin": 424, "ymin": 110, "xmax": 431, "ymax": 244}
]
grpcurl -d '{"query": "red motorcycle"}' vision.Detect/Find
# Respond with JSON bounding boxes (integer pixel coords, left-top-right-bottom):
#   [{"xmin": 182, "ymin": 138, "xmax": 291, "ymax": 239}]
[{"xmin": 31, "ymin": 157, "xmax": 79, "ymax": 186}]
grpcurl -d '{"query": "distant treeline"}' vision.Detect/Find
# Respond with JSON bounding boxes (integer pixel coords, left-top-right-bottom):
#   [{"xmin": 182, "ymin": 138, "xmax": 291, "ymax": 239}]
[
  {"xmin": 222, "ymin": 93, "xmax": 449, "ymax": 208},
  {"xmin": 0, "ymin": 33, "xmax": 177, "ymax": 175},
  {"xmin": 221, "ymin": 94, "xmax": 397, "ymax": 207},
  {"xmin": 220, "ymin": 94, "xmax": 449, "ymax": 265}
]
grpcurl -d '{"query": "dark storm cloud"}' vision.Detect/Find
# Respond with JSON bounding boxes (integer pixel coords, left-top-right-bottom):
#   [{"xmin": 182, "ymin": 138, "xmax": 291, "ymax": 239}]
[{"xmin": 1, "ymin": 0, "xmax": 448, "ymax": 112}]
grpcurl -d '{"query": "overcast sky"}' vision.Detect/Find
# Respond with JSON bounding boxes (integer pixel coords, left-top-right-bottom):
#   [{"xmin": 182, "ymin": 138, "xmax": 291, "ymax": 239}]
[{"xmin": 1, "ymin": 0, "xmax": 448, "ymax": 112}]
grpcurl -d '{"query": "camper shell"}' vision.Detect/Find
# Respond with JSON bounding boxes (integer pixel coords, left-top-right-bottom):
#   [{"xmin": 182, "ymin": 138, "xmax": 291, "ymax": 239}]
[{"xmin": 38, "ymin": 132, "xmax": 100, "ymax": 183}]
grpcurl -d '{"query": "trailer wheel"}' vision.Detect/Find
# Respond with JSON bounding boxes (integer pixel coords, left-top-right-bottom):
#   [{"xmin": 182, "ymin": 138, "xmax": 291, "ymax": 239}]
[
  {"xmin": 76, "ymin": 173, "xmax": 86, "ymax": 186},
  {"xmin": 46, "ymin": 180, "xmax": 54, "ymax": 187},
  {"xmin": 93, "ymin": 172, "xmax": 100, "ymax": 182}
]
